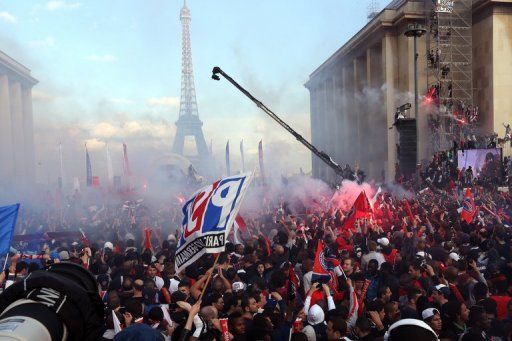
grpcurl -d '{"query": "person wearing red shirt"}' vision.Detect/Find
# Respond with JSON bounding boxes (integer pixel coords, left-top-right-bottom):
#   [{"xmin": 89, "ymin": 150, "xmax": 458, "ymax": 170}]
[{"xmin": 490, "ymin": 279, "xmax": 511, "ymax": 321}]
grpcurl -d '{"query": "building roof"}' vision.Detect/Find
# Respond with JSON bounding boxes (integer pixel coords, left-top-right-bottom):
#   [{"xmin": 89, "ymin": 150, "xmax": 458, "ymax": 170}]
[
  {"xmin": 305, "ymin": 0, "xmax": 423, "ymax": 87},
  {"xmin": 386, "ymin": 0, "xmax": 408, "ymax": 10},
  {"xmin": 0, "ymin": 50, "xmax": 38, "ymax": 86}
]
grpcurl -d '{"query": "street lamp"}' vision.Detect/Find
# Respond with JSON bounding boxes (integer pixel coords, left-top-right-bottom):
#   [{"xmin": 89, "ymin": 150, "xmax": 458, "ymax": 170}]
[{"xmin": 404, "ymin": 23, "xmax": 426, "ymax": 162}]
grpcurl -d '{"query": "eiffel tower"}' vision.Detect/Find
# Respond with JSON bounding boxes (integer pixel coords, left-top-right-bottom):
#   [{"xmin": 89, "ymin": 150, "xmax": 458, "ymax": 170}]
[{"xmin": 171, "ymin": 0, "xmax": 209, "ymax": 163}]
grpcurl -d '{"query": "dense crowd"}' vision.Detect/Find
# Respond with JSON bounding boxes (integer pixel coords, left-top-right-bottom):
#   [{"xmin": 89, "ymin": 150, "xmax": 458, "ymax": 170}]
[{"xmin": 1, "ymin": 149, "xmax": 512, "ymax": 341}]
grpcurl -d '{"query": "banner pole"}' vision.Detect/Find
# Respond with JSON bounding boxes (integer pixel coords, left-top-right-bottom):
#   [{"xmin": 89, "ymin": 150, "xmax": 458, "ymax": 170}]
[
  {"xmin": 2, "ymin": 253, "xmax": 9, "ymax": 272},
  {"xmin": 199, "ymin": 253, "xmax": 221, "ymax": 300}
]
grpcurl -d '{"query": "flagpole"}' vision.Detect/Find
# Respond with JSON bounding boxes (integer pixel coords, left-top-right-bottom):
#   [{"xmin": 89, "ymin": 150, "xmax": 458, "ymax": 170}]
[
  {"xmin": 59, "ymin": 142, "xmax": 64, "ymax": 188},
  {"xmin": 340, "ymin": 265, "xmax": 348, "ymax": 281},
  {"xmin": 199, "ymin": 253, "xmax": 221, "ymax": 300},
  {"xmin": 2, "ymin": 253, "xmax": 9, "ymax": 272}
]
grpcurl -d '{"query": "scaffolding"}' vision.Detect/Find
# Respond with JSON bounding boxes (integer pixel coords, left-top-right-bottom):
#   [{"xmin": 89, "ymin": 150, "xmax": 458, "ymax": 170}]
[{"xmin": 427, "ymin": 0, "xmax": 475, "ymax": 153}]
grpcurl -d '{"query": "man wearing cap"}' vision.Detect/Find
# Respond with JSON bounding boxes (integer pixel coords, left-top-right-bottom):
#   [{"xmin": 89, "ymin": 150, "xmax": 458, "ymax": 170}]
[
  {"xmin": 379, "ymin": 237, "xmax": 399, "ymax": 265},
  {"xmin": 445, "ymin": 252, "xmax": 460, "ymax": 266},
  {"xmin": 430, "ymin": 284, "xmax": 450, "ymax": 310},
  {"xmin": 422, "ymin": 307, "xmax": 442, "ymax": 336}
]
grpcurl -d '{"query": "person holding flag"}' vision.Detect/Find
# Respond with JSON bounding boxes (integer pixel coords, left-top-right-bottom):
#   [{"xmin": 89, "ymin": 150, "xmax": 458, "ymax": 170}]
[{"xmin": 460, "ymin": 188, "xmax": 477, "ymax": 224}]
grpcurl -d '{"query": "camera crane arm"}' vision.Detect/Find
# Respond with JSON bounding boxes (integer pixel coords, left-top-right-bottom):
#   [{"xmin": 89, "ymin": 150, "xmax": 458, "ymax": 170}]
[{"xmin": 211, "ymin": 66, "xmax": 344, "ymax": 176}]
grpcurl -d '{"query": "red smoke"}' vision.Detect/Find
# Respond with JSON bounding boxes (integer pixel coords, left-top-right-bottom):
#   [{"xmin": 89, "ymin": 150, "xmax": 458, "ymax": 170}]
[{"xmin": 330, "ymin": 180, "xmax": 375, "ymax": 212}]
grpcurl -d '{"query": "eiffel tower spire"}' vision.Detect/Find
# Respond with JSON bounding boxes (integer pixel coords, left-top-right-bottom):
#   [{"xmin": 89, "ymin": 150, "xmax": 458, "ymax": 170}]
[{"xmin": 172, "ymin": 0, "xmax": 209, "ymax": 160}]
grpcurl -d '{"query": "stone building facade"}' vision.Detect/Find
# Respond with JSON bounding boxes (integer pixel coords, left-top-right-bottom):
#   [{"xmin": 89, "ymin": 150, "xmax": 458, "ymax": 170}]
[
  {"xmin": 306, "ymin": 0, "xmax": 512, "ymax": 183},
  {"xmin": 0, "ymin": 50, "xmax": 38, "ymax": 187}
]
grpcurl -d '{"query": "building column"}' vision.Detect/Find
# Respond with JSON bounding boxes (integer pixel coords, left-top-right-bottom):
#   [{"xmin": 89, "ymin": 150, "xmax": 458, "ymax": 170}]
[
  {"xmin": 0, "ymin": 75, "xmax": 14, "ymax": 181},
  {"xmin": 333, "ymin": 68, "xmax": 343, "ymax": 171},
  {"xmin": 320, "ymin": 82, "xmax": 329, "ymax": 181},
  {"xmin": 344, "ymin": 64, "xmax": 355, "ymax": 167},
  {"xmin": 9, "ymin": 80, "xmax": 25, "ymax": 181},
  {"xmin": 366, "ymin": 48, "xmax": 375, "ymax": 178},
  {"xmin": 22, "ymin": 87, "xmax": 35, "ymax": 182},
  {"xmin": 383, "ymin": 34, "xmax": 398, "ymax": 181},
  {"xmin": 326, "ymin": 76, "xmax": 337, "ymax": 183},
  {"xmin": 309, "ymin": 86, "xmax": 318, "ymax": 178},
  {"xmin": 341, "ymin": 66, "xmax": 350, "ymax": 165},
  {"xmin": 354, "ymin": 56, "xmax": 368, "ymax": 171},
  {"xmin": 353, "ymin": 59, "xmax": 361, "ymax": 166}
]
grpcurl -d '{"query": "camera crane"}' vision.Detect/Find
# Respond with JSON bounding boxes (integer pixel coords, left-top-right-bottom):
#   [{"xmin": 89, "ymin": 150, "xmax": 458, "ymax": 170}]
[{"xmin": 211, "ymin": 66, "xmax": 344, "ymax": 177}]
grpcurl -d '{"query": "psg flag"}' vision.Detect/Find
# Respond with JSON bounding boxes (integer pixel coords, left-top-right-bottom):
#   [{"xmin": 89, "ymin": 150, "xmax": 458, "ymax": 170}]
[
  {"xmin": 175, "ymin": 173, "xmax": 253, "ymax": 273},
  {"xmin": 461, "ymin": 188, "xmax": 477, "ymax": 224},
  {"xmin": 312, "ymin": 240, "xmax": 338, "ymax": 283}
]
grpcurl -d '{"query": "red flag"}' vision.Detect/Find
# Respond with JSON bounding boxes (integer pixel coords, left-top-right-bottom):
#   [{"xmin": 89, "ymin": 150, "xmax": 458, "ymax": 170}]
[
  {"xmin": 233, "ymin": 215, "xmax": 248, "ymax": 244},
  {"xmin": 341, "ymin": 191, "xmax": 372, "ymax": 230},
  {"xmin": 260, "ymin": 233, "xmax": 271, "ymax": 256},
  {"xmin": 287, "ymin": 263, "xmax": 300, "ymax": 300},
  {"xmin": 144, "ymin": 228, "xmax": 153, "ymax": 250},
  {"xmin": 79, "ymin": 228, "xmax": 90, "ymax": 247},
  {"xmin": 460, "ymin": 188, "xmax": 477, "ymax": 224},
  {"xmin": 498, "ymin": 208, "xmax": 511, "ymax": 223},
  {"xmin": 403, "ymin": 200, "xmax": 415, "ymax": 223},
  {"xmin": 92, "ymin": 176, "xmax": 100, "ymax": 188}
]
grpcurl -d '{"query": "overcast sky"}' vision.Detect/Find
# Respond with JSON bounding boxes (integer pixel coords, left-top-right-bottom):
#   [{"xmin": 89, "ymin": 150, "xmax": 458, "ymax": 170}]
[{"xmin": 0, "ymin": 0, "xmax": 383, "ymax": 185}]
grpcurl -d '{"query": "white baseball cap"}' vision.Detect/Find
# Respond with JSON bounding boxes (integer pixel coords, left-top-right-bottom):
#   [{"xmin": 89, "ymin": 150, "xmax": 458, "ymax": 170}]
[
  {"xmin": 434, "ymin": 284, "xmax": 448, "ymax": 291},
  {"xmin": 422, "ymin": 307, "xmax": 440, "ymax": 320},
  {"xmin": 449, "ymin": 252, "xmax": 460, "ymax": 261},
  {"xmin": 377, "ymin": 237, "xmax": 390, "ymax": 246},
  {"xmin": 232, "ymin": 282, "xmax": 246, "ymax": 292}
]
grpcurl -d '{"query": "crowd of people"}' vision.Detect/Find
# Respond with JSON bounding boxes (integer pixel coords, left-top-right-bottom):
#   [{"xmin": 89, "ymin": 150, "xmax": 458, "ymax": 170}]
[{"xmin": 0, "ymin": 147, "xmax": 512, "ymax": 341}]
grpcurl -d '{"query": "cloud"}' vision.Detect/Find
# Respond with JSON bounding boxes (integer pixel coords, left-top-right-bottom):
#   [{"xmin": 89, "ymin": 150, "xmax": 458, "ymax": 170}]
[
  {"xmin": 108, "ymin": 98, "xmax": 134, "ymax": 105},
  {"xmin": 84, "ymin": 138, "xmax": 105, "ymax": 150},
  {"xmin": 90, "ymin": 122, "xmax": 120, "ymax": 139},
  {"xmin": 46, "ymin": 1, "xmax": 81, "ymax": 11},
  {"xmin": 147, "ymin": 97, "xmax": 180, "ymax": 107},
  {"xmin": 89, "ymin": 120, "xmax": 172, "ymax": 141},
  {"xmin": 29, "ymin": 36, "xmax": 55, "ymax": 48},
  {"xmin": 0, "ymin": 11, "xmax": 17, "ymax": 23},
  {"xmin": 32, "ymin": 90, "xmax": 57, "ymax": 102},
  {"xmin": 84, "ymin": 54, "xmax": 117, "ymax": 63}
]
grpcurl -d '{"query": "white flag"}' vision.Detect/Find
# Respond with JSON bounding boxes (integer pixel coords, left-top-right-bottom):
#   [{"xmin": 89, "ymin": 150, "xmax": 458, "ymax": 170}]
[
  {"xmin": 106, "ymin": 144, "xmax": 114, "ymax": 188},
  {"xmin": 175, "ymin": 172, "xmax": 254, "ymax": 273}
]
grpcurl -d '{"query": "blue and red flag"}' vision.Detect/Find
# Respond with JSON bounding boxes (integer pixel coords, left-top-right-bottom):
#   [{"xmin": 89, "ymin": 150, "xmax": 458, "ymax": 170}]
[
  {"xmin": 461, "ymin": 188, "xmax": 477, "ymax": 224},
  {"xmin": 175, "ymin": 173, "xmax": 253, "ymax": 272},
  {"xmin": 312, "ymin": 240, "xmax": 338, "ymax": 283}
]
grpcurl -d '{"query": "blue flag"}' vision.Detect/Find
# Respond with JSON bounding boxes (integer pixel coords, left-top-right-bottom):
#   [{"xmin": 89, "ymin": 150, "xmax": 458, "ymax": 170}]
[
  {"xmin": 0, "ymin": 204, "xmax": 20, "ymax": 255},
  {"xmin": 86, "ymin": 144, "xmax": 92, "ymax": 187}
]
